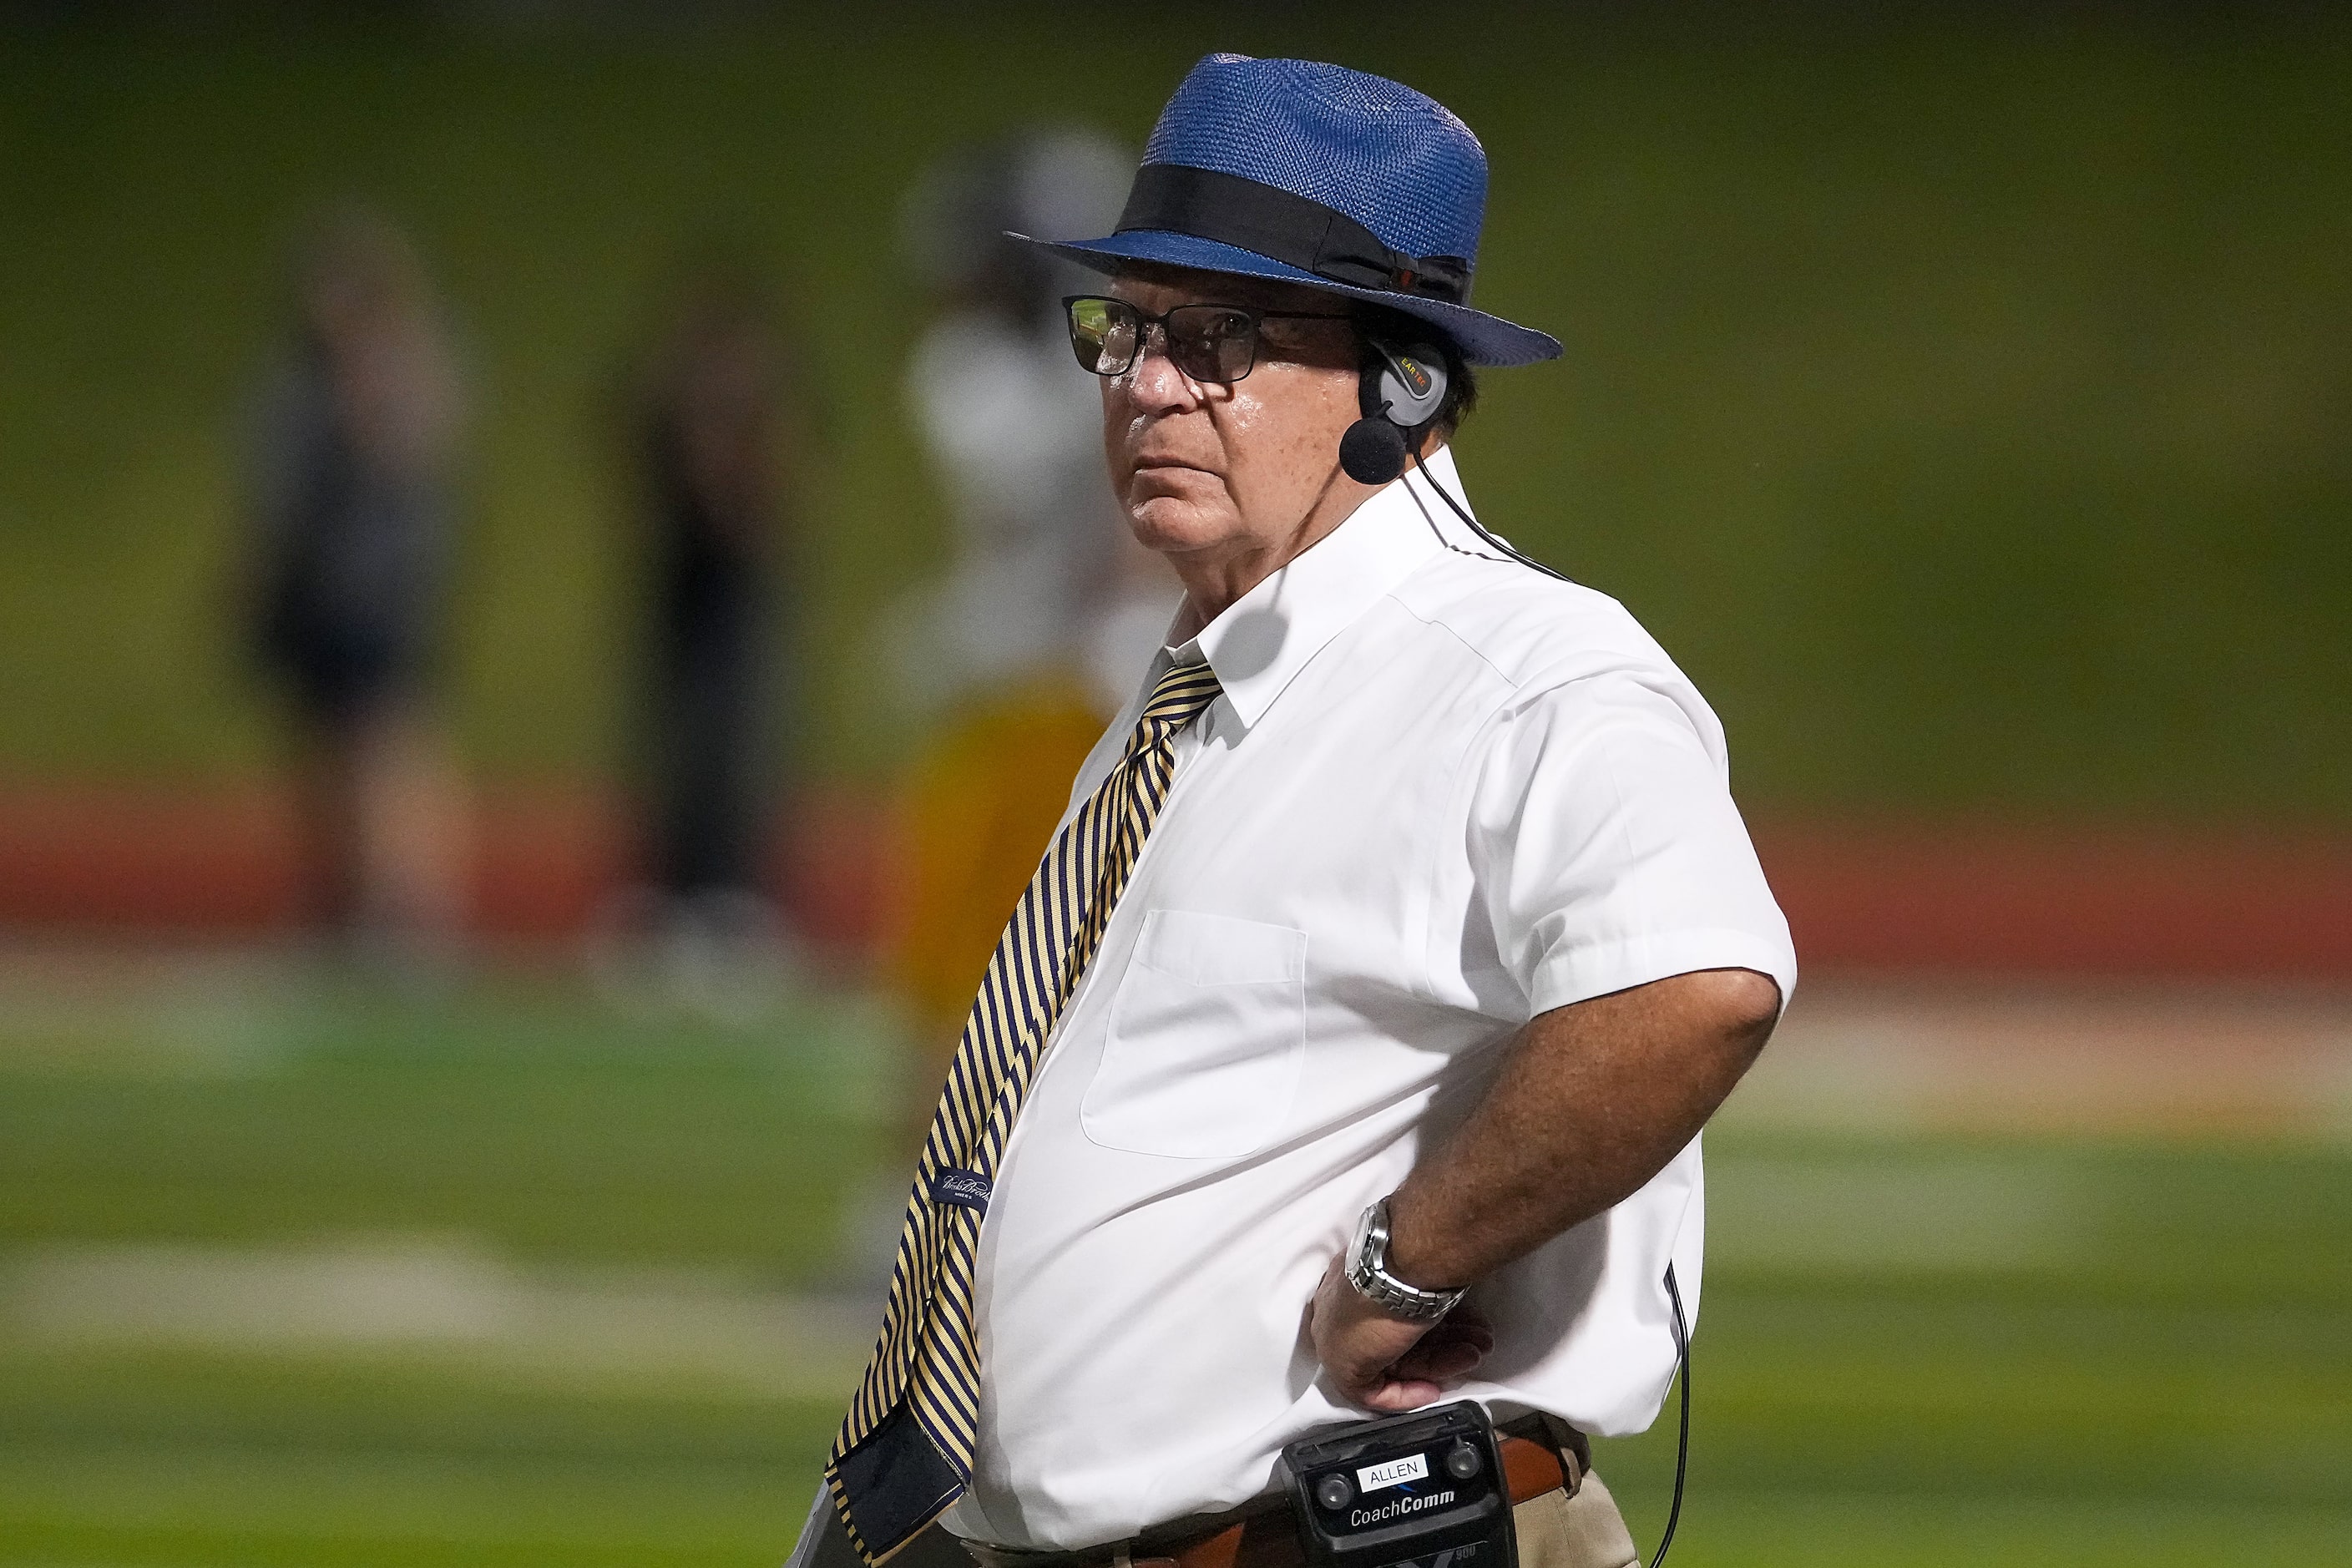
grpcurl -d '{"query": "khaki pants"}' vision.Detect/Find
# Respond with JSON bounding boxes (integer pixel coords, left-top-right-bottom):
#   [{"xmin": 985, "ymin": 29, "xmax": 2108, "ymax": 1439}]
[
  {"xmin": 789, "ymin": 1470, "xmax": 1642, "ymax": 1568},
  {"xmin": 1512, "ymin": 1470, "xmax": 1641, "ymax": 1568}
]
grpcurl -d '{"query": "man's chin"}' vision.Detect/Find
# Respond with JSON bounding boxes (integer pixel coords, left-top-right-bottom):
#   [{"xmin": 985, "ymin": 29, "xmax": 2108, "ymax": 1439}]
[{"xmin": 1126, "ymin": 496, "xmax": 1241, "ymax": 556}]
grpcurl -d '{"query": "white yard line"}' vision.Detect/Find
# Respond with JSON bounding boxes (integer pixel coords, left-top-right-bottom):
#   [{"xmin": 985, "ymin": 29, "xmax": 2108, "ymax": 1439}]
[
  {"xmin": 3, "ymin": 1237, "xmax": 877, "ymax": 1398},
  {"xmin": 1725, "ymin": 980, "xmax": 2352, "ymax": 1141}
]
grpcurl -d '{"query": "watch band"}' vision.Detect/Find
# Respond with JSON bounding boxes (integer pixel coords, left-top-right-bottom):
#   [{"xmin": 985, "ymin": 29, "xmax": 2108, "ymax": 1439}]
[{"xmin": 1347, "ymin": 1196, "xmax": 1469, "ymax": 1322}]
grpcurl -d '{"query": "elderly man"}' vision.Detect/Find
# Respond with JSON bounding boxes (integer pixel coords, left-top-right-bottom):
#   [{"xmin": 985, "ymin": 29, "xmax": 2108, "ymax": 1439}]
[{"xmin": 795, "ymin": 53, "xmax": 1795, "ymax": 1568}]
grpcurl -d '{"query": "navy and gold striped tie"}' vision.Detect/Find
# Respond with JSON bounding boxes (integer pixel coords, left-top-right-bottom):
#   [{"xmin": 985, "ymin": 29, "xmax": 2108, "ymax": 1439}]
[{"xmin": 826, "ymin": 657, "xmax": 1225, "ymax": 1564}]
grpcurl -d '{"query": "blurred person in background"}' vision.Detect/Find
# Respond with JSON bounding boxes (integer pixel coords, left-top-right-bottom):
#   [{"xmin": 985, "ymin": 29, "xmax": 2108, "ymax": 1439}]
[
  {"xmin": 244, "ymin": 205, "xmax": 470, "ymax": 972},
  {"xmin": 611, "ymin": 260, "xmax": 806, "ymax": 1007},
  {"xmin": 884, "ymin": 128, "xmax": 1176, "ymax": 1156}
]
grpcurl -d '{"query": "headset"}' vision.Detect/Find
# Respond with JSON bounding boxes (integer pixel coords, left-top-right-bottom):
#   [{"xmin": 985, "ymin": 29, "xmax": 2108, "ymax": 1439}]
[
  {"xmin": 1338, "ymin": 336, "xmax": 1570, "ymax": 586},
  {"xmin": 1339, "ymin": 334, "xmax": 1692, "ymax": 1568},
  {"xmin": 1337, "ymin": 337, "xmax": 1449, "ymax": 487}
]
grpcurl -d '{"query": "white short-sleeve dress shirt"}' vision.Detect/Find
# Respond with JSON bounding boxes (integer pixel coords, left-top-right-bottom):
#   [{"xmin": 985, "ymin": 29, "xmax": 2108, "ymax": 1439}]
[{"xmin": 938, "ymin": 447, "xmax": 1797, "ymax": 1551}]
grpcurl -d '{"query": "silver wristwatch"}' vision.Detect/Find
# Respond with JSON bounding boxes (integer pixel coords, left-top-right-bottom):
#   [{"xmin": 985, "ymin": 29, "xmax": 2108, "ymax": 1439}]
[{"xmin": 1346, "ymin": 1196, "xmax": 1469, "ymax": 1322}]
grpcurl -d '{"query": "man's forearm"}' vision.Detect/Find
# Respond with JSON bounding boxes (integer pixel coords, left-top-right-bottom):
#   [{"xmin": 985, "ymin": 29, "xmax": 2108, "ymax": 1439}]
[{"xmin": 1381, "ymin": 967, "xmax": 1781, "ymax": 1291}]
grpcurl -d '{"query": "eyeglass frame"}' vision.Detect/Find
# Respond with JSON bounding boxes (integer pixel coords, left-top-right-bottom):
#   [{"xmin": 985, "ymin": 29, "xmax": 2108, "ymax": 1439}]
[{"xmin": 1063, "ymin": 294, "xmax": 1358, "ymax": 384}]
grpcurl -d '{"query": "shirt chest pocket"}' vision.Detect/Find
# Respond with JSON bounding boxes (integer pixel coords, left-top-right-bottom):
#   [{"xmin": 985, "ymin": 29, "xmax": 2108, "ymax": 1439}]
[{"xmin": 1080, "ymin": 909, "xmax": 1308, "ymax": 1160}]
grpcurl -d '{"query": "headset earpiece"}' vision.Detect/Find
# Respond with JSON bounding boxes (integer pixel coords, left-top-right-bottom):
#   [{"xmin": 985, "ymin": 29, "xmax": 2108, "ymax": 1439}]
[
  {"xmin": 1369, "ymin": 338, "xmax": 1449, "ymax": 427},
  {"xmin": 1338, "ymin": 336, "xmax": 1450, "ymax": 485},
  {"xmin": 1339, "ymin": 335, "xmax": 1573, "ymax": 584}
]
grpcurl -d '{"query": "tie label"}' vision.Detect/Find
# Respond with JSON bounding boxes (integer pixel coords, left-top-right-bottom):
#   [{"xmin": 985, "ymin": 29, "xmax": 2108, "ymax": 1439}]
[{"xmin": 930, "ymin": 1169, "xmax": 992, "ymax": 1214}]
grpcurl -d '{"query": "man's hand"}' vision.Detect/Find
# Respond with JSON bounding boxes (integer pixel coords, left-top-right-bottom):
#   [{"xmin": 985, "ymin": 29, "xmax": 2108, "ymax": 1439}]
[{"xmin": 1308, "ymin": 1254, "xmax": 1494, "ymax": 1411}]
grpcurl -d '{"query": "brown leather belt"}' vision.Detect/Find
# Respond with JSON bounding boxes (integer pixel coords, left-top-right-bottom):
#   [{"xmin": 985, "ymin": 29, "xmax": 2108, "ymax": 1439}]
[{"xmin": 958, "ymin": 1421, "xmax": 1586, "ymax": 1568}]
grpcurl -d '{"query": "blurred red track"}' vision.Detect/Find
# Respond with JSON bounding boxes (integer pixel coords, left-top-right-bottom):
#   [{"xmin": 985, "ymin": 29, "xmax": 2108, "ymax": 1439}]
[
  {"xmin": 0, "ymin": 785, "xmax": 2344, "ymax": 979},
  {"xmin": 0, "ymin": 784, "xmax": 893, "ymax": 964},
  {"xmin": 1760, "ymin": 820, "xmax": 2352, "ymax": 980}
]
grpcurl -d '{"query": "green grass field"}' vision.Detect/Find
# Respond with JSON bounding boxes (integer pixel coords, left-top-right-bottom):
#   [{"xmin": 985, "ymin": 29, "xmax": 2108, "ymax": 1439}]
[{"xmin": 3, "ymin": 953, "xmax": 2347, "ymax": 1566}]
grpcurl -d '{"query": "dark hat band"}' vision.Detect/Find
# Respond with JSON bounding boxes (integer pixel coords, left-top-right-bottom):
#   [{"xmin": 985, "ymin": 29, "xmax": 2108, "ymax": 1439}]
[{"xmin": 1115, "ymin": 163, "xmax": 1472, "ymax": 306}]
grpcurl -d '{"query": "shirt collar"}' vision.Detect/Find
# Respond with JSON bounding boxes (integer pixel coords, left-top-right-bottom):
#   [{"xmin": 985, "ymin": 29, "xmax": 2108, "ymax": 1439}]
[{"xmin": 1166, "ymin": 445, "xmax": 1463, "ymax": 731}]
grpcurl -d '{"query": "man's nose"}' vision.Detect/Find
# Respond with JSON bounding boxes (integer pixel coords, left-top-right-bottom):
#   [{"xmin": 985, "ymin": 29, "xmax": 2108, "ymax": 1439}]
[{"xmin": 1119, "ymin": 325, "xmax": 1205, "ymax": 412}]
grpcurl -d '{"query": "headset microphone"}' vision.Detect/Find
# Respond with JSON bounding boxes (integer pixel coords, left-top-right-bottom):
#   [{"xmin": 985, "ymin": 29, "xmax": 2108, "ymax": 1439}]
[
  {"xmin": 1337, "ymin": 417, "xmax": 1408, "ymax": 486},
  {"xmin": 1339, "ymin": 338, "xmax": 1449, "ymax": 485}
]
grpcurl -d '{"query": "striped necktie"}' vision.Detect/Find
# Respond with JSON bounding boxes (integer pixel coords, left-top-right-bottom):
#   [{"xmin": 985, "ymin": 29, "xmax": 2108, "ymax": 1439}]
[{"xmin": 827, "ymin": 657, "xmax": 1225, "ymax": 1564}]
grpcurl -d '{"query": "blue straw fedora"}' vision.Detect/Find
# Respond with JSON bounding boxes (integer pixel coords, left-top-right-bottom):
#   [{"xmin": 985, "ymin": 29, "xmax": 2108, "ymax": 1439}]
[{"xmin": 1017, "ymin": 53, "xmax": 1561, "ymax": 368}]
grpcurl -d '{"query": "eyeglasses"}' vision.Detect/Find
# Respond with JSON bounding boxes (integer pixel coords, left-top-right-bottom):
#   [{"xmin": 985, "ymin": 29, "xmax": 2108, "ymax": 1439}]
[{"xmin": 1064, "ymin": 295, "xmax": 1353, "ymax": 384}]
